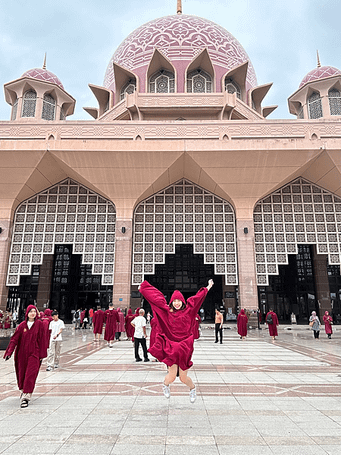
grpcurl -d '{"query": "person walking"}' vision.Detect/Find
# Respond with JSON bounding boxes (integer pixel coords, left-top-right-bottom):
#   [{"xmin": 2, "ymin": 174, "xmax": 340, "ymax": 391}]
[
  {"xmin": 104, "ymin": 303, "xmax": 118, "ymax": 347},
  {"xmin": 3, "ymin": 305, "xmax": 46, "ymax": 408},
  {"xmin": 237, "ymin": 309, "xmax": 248, "ymax": 340},
  {"xmin": 309, "ymin": 311, "xmax": 321, "ymax": 340},
  {"xmin": 115, "ymin": 308, "xmax": 125, "ymax": 341},
  {"xmin": 92, "ymin": 306, "xmax": 105, "ymax": 342},
  {"xmin": 266, "ymin": 308, "xmax": 279, "ymax": 340},
  {"xmin": 139, "ymin": 279, "xmax": 213, "ymax": 403},
  {"xmin": 214, "ymin": 308, "xmax": 223, "ymax": 344},
  {"xmin": 125, "ymin": 309, "xmax": 135, "ymax": 341},
  {"xmin": 89, "ymin": 307, "xmax": 94, "ymax": 328},
  {"xmin": 46, "ymin": 311, "xmax": 65, "ymax": 371},
  {"xmin": 323, "ymin": 311, "xmax": 333, "ymax": 339},
  {"xmin": 131, "ymin": 309, "xmax": 149, "ymax": 362}
]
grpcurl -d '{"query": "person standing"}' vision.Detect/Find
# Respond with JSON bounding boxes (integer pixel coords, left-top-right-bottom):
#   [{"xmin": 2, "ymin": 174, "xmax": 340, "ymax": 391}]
[
  {"xmin": 323, "ymin": 311, "xmax": 333, "ymax": 339},
  {"xmin": 3, "ymin": 305, "xmax": 46, "ymax": 408},
  {"xmin": 131, "ymin": 309, "xmax": 149, "ymax": 362},
  {"xmin": 46, "ymin": 311, "xmax": 65, "ymax": 371},
  {"xmin": 89, "ymin": 307, "xmax": 94, "ymax": 328},
  {"xmin": 309, "ymin": 311, "xmax": 321, "ymax": 340},
  {"xmin": 237, "ymin": 309, "xmax": 248, "ymax": 340},
  {"xmin": 214, "ymin": 308, "xmax": 223, "ymax": 344},
  {"xmin": 12, "ymin": 309, "xmax": 18, "ymax": 329},
  {"xmin": 92, "ymin": 306, "xmax": 105, "ymax": 342},
  {"xmin": 104, "ymin": 303, "xmax": 118, "ymax": 347},
  {"xmin": 139, "ymin": 279, "xmax": 213, "ymax": 403},
  {"xmin": 115, "ymin": 308, "xmax": 125, "ymax": 341},
  {"xmin": 74, "ymin": 309, "xmax": 81, "ymax": 330},
  {"xmin": 125, "ymin": 309, "xmax": 135, "ymax": 341},
  {"xmin": 266, "ymin": 308, "xmax": 279, "ymax": 340}
]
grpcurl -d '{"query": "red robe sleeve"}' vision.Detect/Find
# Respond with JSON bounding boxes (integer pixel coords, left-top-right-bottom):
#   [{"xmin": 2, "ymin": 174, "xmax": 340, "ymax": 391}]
[
  {"xmin": 186, "ymin": 287, "xmax": 208, "ymax": 315},
  {"xmin": 139, "ymin": 281, "xmax": 169, "ymax": 312},
  {"xmin": 4, "ymin": 323, "xmax": 23, "ymax": 358}
]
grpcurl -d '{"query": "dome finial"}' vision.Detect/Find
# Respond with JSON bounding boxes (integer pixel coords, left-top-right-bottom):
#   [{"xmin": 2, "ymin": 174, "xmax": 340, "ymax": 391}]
[
  {"xmin": 43, "ymin": 52, "xmax": 47, "ymax": 70},
  {"xmin": 177, "ymin": 0, "xmax": 182, "ymax": 14},
  {"xmin": 317, "ymin": 50, "xmax": 321, "ymax": 68}
]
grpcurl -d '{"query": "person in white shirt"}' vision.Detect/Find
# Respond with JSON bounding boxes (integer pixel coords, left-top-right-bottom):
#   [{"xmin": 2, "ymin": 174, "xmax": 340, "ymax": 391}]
[
  {"xmin": 46, "ymin": 311, "xmax": 65, "ymax": 371},
  {"xmin": 131, "ymin": 309, "xmax": 150, "ymax": 362}
]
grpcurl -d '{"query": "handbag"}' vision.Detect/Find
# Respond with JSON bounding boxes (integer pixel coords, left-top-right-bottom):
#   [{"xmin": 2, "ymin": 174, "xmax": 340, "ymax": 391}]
[{"xmin": 309, "ymin": 320, "xmax": 314, "ymax": 327}]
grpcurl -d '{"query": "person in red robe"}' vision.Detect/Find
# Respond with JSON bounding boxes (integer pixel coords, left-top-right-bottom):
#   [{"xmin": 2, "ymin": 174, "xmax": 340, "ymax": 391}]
[
  {"xmin": 125, "ymin": 309, "xmax": 135, "ymax": 341},
  {"xmin": 237, "ymin": 309, "xmax": 248, "ymax": 340},
  {"xmin": 92, "ymin": 306, "xmax": 105, "ymax": 341},
  {"xmin": 40, "ymin": 309, "xmax": 53, "ymax": 360},
  {"xmin": 3, "ymin": 305, "xmax": 46, "ymax": 408},
  {"xmin": 115, "ymin": 308, "xmax": 125, "ymax": 341},
  {"xmin": 323, "ymin": 311, "xmax": 333, "ymax": 339},
  {"xmin": 139, "ymin": 279, "xmax": 213, "ymax": 403},
  {"xmin": 266, "ymin": 308, "xmax": 279, "ymax": 340},
  {"xmin": 104, "ymin": 304, "xmax": 118, "ymax": 347},
  {"xmin": 193, "ymin": 314, "xmax": 201, "ymax": 340}
]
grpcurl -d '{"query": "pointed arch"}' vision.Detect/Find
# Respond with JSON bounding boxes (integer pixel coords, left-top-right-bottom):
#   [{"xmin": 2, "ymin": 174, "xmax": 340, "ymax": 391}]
[
  {"xmin": 146, "ymin": 48, "xmax": 176, "ymax": 93},
  {"xmin": 222, "ymin": 61, "xmax": 248, "ymax": 101},
  {"xmin": 185, "ymin": 48, "xmax": 215, "ymax": 93}
]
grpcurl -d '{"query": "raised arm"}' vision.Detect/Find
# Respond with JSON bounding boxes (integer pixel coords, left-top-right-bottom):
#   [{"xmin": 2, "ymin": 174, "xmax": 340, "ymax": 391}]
[
  {"xmin": 138, "ymin": 281, "xmax": 168, "ymax": 311},
  {"xmin": 187, "ymin": 279, "xmax": 213, "ymax": 314}
]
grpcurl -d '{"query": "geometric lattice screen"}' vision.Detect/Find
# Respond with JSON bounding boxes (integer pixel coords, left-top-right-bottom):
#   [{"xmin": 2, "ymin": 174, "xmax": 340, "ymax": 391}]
[
  {"xmin": 7, "ymin": 178, "xmax": 116, "ymax": 286},
  {"xmin": 254, "ymin": 178, "xmax": 341, "ymax": 286},
  {"xmin": 132, "ymin": 179, "xmax": 237, "ymax": 286}
]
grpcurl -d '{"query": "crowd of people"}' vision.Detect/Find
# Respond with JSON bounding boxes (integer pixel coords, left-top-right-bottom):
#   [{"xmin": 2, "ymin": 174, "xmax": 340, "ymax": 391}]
[{"xmin": 2, "ymin": 288, "xmax": 337, "ymax": 409}]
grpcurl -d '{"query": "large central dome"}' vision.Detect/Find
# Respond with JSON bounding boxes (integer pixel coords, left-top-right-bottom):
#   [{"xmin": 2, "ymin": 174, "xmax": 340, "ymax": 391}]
[{"xmin": 104, "ymin": 14, "xmax": 257, "ymax": 92}]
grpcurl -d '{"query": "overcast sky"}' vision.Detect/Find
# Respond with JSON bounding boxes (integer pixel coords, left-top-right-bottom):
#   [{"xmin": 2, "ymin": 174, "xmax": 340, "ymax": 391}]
[{"xmin": 0, "ymin": 0, "xmax": 339, "ymax": 120}]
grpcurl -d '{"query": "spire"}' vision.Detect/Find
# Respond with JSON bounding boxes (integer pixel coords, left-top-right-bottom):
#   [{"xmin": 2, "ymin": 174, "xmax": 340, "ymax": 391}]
[
  {"xmin": 316, "ymin": 50, "xmax": 321, "ymax": 68},
  {"xmin": 177, "ymin": 0, "xmax": 182, "ymax": 14},
  {"xmin": 43, "ymin": 53, "xmax": 47, "ymax": 70}
]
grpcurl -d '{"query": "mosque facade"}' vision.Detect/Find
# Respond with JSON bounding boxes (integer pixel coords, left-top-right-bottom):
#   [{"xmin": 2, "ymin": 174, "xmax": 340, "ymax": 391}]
[{"xmin": 1, "ymin": 4, "xmax": 341, "ymax": 324}]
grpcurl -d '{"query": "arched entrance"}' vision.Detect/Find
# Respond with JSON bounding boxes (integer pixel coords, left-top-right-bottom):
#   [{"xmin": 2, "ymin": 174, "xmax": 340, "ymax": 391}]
[{"xmin": 144, "ymin": 244, "xmax": 223, "ymax": 320}]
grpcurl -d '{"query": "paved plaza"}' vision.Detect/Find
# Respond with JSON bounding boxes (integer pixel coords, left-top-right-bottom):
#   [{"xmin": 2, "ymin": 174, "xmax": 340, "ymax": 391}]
[{"xmin": 1, "ymin": 323, "xmax": 341, "ymax": 454}]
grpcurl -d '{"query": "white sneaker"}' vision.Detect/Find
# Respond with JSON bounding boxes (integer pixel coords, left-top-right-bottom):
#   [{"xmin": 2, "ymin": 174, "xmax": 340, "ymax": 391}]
[
  {"xmin": 46, "ymin": 366, "xmax": 53, "ymax": 371},
  {"xmin": 163, "ymin": 384, "xmax": 170, "ymax": 399},
  {"xmin": 189, "ymin": 387, "xmax": 197, "ymax": 403}
]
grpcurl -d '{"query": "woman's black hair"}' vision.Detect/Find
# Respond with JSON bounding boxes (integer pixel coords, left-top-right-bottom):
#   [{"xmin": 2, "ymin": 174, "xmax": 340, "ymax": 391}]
[{"xmin": 169, "ymin": 301, "xmax": 186, "ymax": 312}]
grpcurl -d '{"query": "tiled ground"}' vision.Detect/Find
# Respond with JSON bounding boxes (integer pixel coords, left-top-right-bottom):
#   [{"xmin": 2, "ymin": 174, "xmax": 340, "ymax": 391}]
[{"xmin": 1, "ymin": 323, "xmax": 341, "ymax": 454}]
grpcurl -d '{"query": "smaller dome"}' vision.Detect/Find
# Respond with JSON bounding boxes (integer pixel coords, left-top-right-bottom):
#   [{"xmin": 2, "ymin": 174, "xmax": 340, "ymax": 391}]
[
  {"xmin": 21, "ymin": 68, "xmax": 64, "ymax": 90},
  {"xmin": 299, "ymin": 66, "xmax": 341, "ymax": 88}
]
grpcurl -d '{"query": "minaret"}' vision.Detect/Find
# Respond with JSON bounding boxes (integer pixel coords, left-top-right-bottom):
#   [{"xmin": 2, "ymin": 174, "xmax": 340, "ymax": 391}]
[
  {"xmin": 43, "ymin": 52, "xmax": 47, "ymax": 70},
  {"xmin": 317, "ymin": 50, "xmax": 321, "ymax": 68},
  {"xmin": 177, "ymin": 0, "xmax": 182, "ymax": 14}
]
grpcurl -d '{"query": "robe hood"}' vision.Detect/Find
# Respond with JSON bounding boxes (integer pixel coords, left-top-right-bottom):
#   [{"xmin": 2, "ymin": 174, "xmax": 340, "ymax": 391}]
[
  {"xmin": 25, "ymin": 305, "xmax": 40, "ymax": 321},
  {"xmin": 169, "ymin": 290, "xmax": 186, "ymax": 306},
  {"xmin": 240, "ymin": 309, "xmax": 246, "ymax": 315},
  {"xmin": 135, "ymin": 308, "xmax": 140, "ymax": 315},
  {"xmin": 127, "ymin": 309, "xmax": 133, "ymax": 316},
  {"xmin": 44, "ymin": 309, "xmax": 52, "ymax": 317}
]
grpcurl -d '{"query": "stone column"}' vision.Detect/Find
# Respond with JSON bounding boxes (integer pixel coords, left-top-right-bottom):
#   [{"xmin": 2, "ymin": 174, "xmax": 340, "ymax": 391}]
[
  {"xmin": 0, "ymin": 219, "xmax": 12, "ymax": 311},
  {"xmin": 112, "ymin": 218, "xmax": 133, "ymax": 309},
  {"xmin": 236, "ymin": 217, "xmax": 258, "ymax": 326},
  {"xmin": 312, "ymin": 245, "xmax": 331, "ymax": 315}
]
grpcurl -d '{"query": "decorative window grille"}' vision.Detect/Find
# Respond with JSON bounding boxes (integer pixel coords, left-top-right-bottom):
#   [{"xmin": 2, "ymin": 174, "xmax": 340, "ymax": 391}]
[
  {"xmin": 308, "ymin": 92, "xmax": 323, "ymax": 119},
  {"xmin": 22, "ymin": 90, "xmax": 37, "ymax": 118},
  {"xmin": 254, "ymin": 177, "xmax": 341, "ymax": 286},
  {"xmin": 132, "ymin": 179, "xmax": 237, "ymax": 285},
  {"xmin": 329, "ymin": 88, "xmax": 341, "ymax": 115},
  {"xmin": 11, "ymin": 98, "xmax": 18, "ymax": 121},
  {"xmin": 187, "ymin": 69, "xmax": 212, "ymax": 93},
  {"xmin": 225, "ymin": 78, "xmax": 241, "ymax": 99},
  {"xmin": 149, "ymin": 70, "xmax": 175, "ymax": 93},
  {"xmin": 42, "ymin": 94, "xmax": 56, "ymax": 120},
  {"xmin": 120, "ymin": 79, "xmax": 136, "ymax": 100},
  {"xmin": 7, "ymin": 178, "xmax": 116, "ymax": 287}
]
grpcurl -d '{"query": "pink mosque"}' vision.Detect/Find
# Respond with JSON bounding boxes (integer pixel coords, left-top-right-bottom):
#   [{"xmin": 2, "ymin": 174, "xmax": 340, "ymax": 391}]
[{"xmin": 1, "ymin": 1, "xmax": 341, "ymax": 324}]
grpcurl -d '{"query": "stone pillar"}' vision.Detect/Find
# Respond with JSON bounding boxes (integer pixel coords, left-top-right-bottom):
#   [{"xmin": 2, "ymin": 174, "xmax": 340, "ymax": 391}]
[
  {"xmin": 36, "ymin": 254, "xmax": 54, "ymax": 310},
  {"xmin": 312, "ymin": 245, "xmax": 331, "ymax": 316},
  {"xmin": 112, "ymin": 218, "xmax": 133, "ymax": 309},
  {"xmin": 0, "ymin": 219, "xmax": 12, "ymax": 311},
  {"xmin": 236, "ymin": 218, "xmax": 258, "ymax": 326}
]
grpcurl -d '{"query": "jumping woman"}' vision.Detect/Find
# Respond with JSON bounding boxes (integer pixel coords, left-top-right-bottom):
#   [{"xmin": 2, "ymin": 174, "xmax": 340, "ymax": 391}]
[{"xmin": 139, "ymin": 279, "xmax": 214, "ymax": 403}]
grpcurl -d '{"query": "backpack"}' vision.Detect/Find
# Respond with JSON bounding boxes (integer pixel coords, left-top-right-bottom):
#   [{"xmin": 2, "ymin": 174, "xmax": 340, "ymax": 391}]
[{"xmin": 266, "ymin": 313, "xmax": 273, "ymax": 324}]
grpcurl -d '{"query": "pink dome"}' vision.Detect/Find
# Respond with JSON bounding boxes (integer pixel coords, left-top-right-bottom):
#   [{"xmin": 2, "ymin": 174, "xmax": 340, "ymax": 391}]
[
  {"xmin": 21, "ymin": 68, "xmax": 64, "ymax": 90},
  {"xmin": 299, "ymin": 66, "xmax": 341, "ymax": 89},
  {"xmin": 104, "ymin": 14, "xmax": 257, "ymax": 93}
]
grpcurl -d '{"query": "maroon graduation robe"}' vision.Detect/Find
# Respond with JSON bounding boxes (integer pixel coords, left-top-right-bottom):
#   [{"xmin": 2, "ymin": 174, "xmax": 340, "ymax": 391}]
[
  {"xmin": 92, "ymin": 309, "xmax": 105, "ymax": 334},
  {"xmin": 125, "ymin": 309, "xmax": 135, "ymax": 339},
  {"xmin": 104, "ymin": 309, "xmax": 118, "ymax": 341},
  {"xmin": 237, "ymin": 310, "xmax": 248, "ymax": 337},
  {"xmin": 266, "ymin": 311, "xmax": 279, "ymax": 337}
]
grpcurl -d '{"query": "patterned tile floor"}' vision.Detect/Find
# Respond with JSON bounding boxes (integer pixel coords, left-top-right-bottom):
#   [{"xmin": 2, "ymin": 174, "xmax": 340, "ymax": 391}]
[{"xmin": 1, "ymin": 323, "xmax": 341, "ymax": 454}]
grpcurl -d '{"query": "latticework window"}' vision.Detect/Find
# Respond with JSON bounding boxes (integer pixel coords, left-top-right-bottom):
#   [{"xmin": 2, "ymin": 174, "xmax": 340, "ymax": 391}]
[
  {"xmin": 132, "ymin": 179, "xmax": 237, "ymax": 285},
  {"xmin": 254, "ymin": 178, "xmax": 341, "ymax": 285},
  {"xmin": 308, "ymin": 92, "xmax": 323, "ymax": 119},
  {"xmin": 42, "ymin": 94, "xmax": 56, "ymax": 120},
  {"xmin": 149, "ymin": 70, "xmax": 175, "ymax": 93},
  {"xmin": 225, "ymin": 78, "xmax": 241, "ymax": 99},
  {"xmin": 22, "ymin": 90, "xmax": 37, "ymax": 118},
  {"xmin": 120, "ymin": 79, "xmax": 136, "ymax": 100},
  {"xmin": 7, "ymin": 178, "xmax": 116, "ymax": 287},
  {"xmin": 329, "ymin": 88, "xmax": 341, "ymax": 115},
  {"xmin": 187, "ymin": 69, "xmax": 212, "ymax": 93},
  {"xmin": 11, "ymin": 98, "xmax": 18, "ymax": 121}
]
